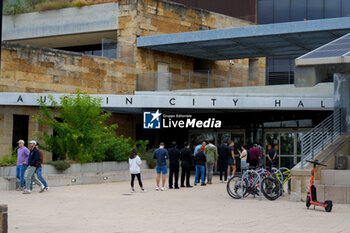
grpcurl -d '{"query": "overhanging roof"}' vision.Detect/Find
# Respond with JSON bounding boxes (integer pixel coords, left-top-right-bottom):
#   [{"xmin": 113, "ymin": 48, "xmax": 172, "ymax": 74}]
[
  {"xmin": 296, "ymin": 33, "xmax": 350, "ymax": 66},
  {"xmin": 137, "ymin": 17, "xmax": 350, "ymax": 60}
]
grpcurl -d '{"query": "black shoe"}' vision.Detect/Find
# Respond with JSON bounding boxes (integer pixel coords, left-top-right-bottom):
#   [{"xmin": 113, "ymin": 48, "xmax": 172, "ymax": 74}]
[
  {"xmin": 201, "ymin": 183, "xmax": 206, "ymax": 186},
  {"xmin": 194, "ymin": 183, "xmax": 197, "ymax": 186},
  {"xmin": 186, "ymin": 185, "xmax": 193, "ymax": 188},
  {"xmin": 180, "ymin": 185, "xmax": 186, "ymax": 188},
  {"xmin": 169, "ymin": 186, "xmax": 173, "ymax": 189},
  {"xmin": 175, "ymin": 187, "xmax": 180, "ymax": 189}
]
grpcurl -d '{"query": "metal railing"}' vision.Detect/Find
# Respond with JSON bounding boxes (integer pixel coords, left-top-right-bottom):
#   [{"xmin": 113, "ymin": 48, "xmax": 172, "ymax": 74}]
[
  {"xmin": 136, "ymin": 69, "xmax": 247, "ymax": 91},
  {"xmin": 300, "ymin": 109, "xmax": 342, "ymax": 168}
]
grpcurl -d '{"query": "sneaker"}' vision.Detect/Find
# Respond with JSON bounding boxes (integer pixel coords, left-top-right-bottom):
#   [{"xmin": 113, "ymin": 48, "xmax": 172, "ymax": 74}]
[
  {"xmin": 194, "ymin": 183, "xmax": 197, "ymax": 186},
  {"xmin": 181, "ymin": 185, "xmax": 186, "ymax": 188},
  {"xmin": 39, "ymin": 186, "xmax": 45, "ymax": 193},
  {"xmin": 174, "ymin": 187, "xmax": 180, "ymax": 189},
  {"xmin": 220, "ymin": 180, "xmax": 224, "ymax": 183},
  {"xmin": 141, "ymin": 189, "xmax": 147, "ymax": 193},
  {"xmin": 228, "ymin": 176, "xmax": 231, "ymax": 180},
  {"xmin": 186, "ymin": 185, "xmax": 193, "ymax": 188},
  {"xmin": 160, "ymin": 187, "xmax": 166, "ymax": 191},
  {"xmin": 169, "ymin": 186, "xmax": 173, "ymax": 189},
  {"xmin": 23, "ymin": 190, "xmax": 31, "ymax": 194},
  {"xmin": 45, "ymin": 187, "xmax": 50, "ymax": 191},
  {"xmin": 156, "ymin": 186, "xmax": 160, "ymax": 191},
  {"xmin": 201, "ymin": 183, "xmax": 206, "ymax": 186},
  {"xmin": 131, "ymin": 189, "xmax": 135, "ymax": 193}
]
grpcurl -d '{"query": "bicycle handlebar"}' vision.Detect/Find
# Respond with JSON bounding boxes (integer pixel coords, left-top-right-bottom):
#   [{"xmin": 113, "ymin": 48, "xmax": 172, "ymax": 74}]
[{"xmin": 305, "ymin": 160, "xmax": 327, "ymax": 167}]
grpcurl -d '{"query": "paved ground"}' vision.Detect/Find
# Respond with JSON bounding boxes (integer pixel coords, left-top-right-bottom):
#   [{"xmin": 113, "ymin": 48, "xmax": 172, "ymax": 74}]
[{"xmin": 1, "ymin": 176, "xmax": 350, "ymax": 233}]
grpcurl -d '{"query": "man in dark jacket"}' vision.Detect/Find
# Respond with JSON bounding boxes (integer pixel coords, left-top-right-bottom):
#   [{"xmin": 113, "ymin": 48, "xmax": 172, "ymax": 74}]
[
  {"xmin": 23, "ymin": 140, "xmax": 45, "ymax": 194},
  {"xmin": 168, "ymin": 141, "xmax": 181, "ymax": 189},
  {"xmin": 218, "ymin": 142, "xmax": 229, "ymax": 182},
  {"xmin": 180, "ymin": 142, "xmax": 193, "ymax": 188}
]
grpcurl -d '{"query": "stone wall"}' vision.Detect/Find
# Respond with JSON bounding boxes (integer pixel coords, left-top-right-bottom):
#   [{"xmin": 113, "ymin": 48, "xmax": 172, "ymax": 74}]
[
  {"xmin": 118, "ymin": 0, "xmax": 266, "ymax": 87},
  {"xmin": 0, "ymin": 205, "xmax": 7, "ymax": 233},
  {"xmin": 1, "ymin": 42, "xmax": 137, "ymax": 95}
]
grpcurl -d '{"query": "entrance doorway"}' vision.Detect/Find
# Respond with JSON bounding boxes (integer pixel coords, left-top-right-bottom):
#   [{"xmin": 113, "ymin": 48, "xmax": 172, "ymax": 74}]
[
  {"xmin": 265, "ymin": 129, "xmax": 308, "ymax": 168},
  {"xmin": 12, "ymin": 114, "xmax": 29, "ymax": 149}
]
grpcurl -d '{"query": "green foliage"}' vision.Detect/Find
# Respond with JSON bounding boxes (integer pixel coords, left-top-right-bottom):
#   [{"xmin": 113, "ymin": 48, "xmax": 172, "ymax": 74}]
[
  {"xmin": 34, "ymin": 0, "xmax": 71, "ymax": 12},
  {"xmin": 3, "ymin": 0, "xmax": 94, "ymax": 16},
  {"xmin": 3, "ymin": 0, "xmax": 28, "ymax": 16},
  {"xmin": 36, "ymin": 89, "xmax": 148, "ymax": 164},
  {"xmin": 0, "ymin": 146, "xmax": 18, "ymax": 167},
  {"xmin": 142, "ymin": 150, "xmax": 157, "ymax": 169},
  {"xmin": 46, "ymin": 160, "xmax": 71, "ymax": 172}
]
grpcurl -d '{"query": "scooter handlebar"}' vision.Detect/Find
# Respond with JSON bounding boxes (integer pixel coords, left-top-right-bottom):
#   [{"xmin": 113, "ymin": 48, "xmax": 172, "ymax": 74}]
[{"xmin": 306, "ymin": 160, "xmax": 327, "ymax": 167}]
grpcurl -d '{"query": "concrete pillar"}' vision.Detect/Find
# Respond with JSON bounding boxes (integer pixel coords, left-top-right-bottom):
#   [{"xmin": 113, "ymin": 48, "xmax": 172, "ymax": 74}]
[
  {"xmin": 0, "ymin": 205, "xmax": 7, "ymax": 233},
  {"xmin": 334, "ymin": 73, "xmax": 350, "ymax": 135}
]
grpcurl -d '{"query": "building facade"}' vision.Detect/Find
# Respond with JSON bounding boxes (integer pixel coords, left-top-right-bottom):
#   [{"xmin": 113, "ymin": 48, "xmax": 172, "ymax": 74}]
[{"xmin": 0, "ymin": 0, "xmax": 340, "ymax": 168}]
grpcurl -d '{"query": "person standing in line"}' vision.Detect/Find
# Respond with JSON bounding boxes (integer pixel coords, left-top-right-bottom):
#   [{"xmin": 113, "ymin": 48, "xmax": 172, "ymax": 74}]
[
  {"xmin": 16, "ymin": 139, "xmax": 30, "ymax": 191},
  {"xmin": 30, "ymin": 143, "xmax": 49, "ymax": 191},
  {"xmin": 180, "ymin": 142, "xmax": 193, "ymax": 188},
  {"xmin": 168, "ymin": 141, "xmax": 181, "ymax": 189},
  {"xmin": 194, "ymin": 146, "xmax": 206, "ymax": 186},
  {"xmin": 227, "ymin": 141, "xmax": 236, "ymax": 179},
  {"xmin": 129, "ymin": 148, "xmax": 146, "ymax": 193},
  {"xmin": 267, "ymin": 144, "xmax": 277, "ymax": 170},
  {"xmin": 194, "ymin": 140, "xmax": 206, "ymax": 183},
  {"xmin": 153, "ymin": 142, "xmax": 168, "ymax": 191},
  {"xmin": 194, "ymin": 140, "xmax": 206, "ymax": 156},
  {"xmin": 218, "ymin": 141, "xmax": 229, "ymax": 182},
  {"xmin": 257, "ymin": 143, "xmax": 265, "ymax": 167},
  {"xmin": 249, "ymin": 144, "xmax": 260, "ymax": 168},
  {"xmin": 23, "ymin": 140, "xmax": 45, "ymax": 194},
  {"xmin": 204, "ymin": 140, "xmax": 218, "ymax": 184},
  {"xmin": 239, "ymin": 145, "xmax": 248, "ymax": 173}
]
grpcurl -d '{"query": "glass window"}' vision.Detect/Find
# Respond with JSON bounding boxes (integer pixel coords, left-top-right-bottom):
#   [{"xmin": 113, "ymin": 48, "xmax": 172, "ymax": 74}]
[
  {"xmin": 325, "ymin": 0, "xmax": 341, "ymax": 18},
  {"xmin": 257, "ymin": 0, "xmax": 274, "ymax": 24},
  {"xmin": 265, "ymin": 133, "xmax": 279, "ymax": 153},
  {"xmin": 280, "ymin": 133, "xmax": 294, "ymax": 155},
  {"xmin": 291, "ymin": 0, "xmax": 307, "ymax": 21},
  {"xmin": 274, "ymin": 0, "xmax": 290, "ymax": 23},
  {"xmin": 341, "ymin": 0, "xmax": 350, "ymax": 17},
  {"xmin": 297, "ymin": 132, "xmax": 305, "ymax": 155},
  {"xmin": 307, "ymin": 0, "xmax": 324, "ymax": 20}
]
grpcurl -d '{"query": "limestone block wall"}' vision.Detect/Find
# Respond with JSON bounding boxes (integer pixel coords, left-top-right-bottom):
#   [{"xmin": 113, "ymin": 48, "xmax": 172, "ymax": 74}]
[
  {"xmin": 118, "ymin": 0, "xmax": 265, "ymax": 87},
  {"xmin": 1, "ymin": 42, "xmax": 137, "ymax": 95}
]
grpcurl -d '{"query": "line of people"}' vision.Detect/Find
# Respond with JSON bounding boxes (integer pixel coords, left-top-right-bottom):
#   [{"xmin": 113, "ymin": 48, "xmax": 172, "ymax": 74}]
[{"xmin": 16, "ymin": 139, "xmax": 49, "ymax": 194}]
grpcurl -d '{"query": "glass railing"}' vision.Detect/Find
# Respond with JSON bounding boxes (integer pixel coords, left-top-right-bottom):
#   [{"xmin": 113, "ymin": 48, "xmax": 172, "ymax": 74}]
[{"xmin": 136, "ymin": 69, "xmax": 246, "ymax": 91}]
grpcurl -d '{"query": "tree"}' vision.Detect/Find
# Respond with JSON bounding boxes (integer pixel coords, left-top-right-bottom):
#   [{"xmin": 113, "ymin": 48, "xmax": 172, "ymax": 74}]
[{"xmin": 36, "ymin": 89, "xmax": 147, "ymax": 163}]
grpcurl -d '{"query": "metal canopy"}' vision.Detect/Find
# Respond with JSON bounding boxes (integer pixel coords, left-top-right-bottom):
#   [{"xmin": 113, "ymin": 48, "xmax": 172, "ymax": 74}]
[
  {"xmin": 137, "ymin": 17, "xmax": 350, "ymax": 60},
  {"xmin": 296, "ymin": 33, "xmax": 350, "ymax": 66}
]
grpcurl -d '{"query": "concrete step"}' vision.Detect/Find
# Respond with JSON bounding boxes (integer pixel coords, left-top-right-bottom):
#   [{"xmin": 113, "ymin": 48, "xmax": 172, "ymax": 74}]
[
  {"xmin": 321, "ymin": 169, "xmax": 350, "ymax": 186},
  {"xmin": 315, "ymin": 184, "xmax": 350, "ymax": 204}
]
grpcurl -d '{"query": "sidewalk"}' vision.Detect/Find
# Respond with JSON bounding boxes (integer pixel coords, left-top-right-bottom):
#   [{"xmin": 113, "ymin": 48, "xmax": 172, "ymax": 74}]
[{"xmin": 1, "ymin": 176, "xmax": 350, "ymax": 233}]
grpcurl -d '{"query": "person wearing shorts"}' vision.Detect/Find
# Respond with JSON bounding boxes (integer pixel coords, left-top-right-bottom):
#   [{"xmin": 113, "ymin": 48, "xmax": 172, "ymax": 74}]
[
  {"xmin": 153, "ymin": 142, "xmax": 169, "ymax": 191},
  {"xmin": 227, "ymin": 141, "xmax": 236, "ymax": 179},
  {"xmin": 239, "ymin": 145, "xmax": 248, "ymax": 173}
]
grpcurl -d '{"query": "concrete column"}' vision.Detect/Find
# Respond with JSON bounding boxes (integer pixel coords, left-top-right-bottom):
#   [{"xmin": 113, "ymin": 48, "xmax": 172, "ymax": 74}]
[
  {"xmin": 0, "ymin": 205, "xmax": 7, "ymax": 233},
  {"xmin": 334, "ymin": 73, "xmax": 350, "ymax": 135}
]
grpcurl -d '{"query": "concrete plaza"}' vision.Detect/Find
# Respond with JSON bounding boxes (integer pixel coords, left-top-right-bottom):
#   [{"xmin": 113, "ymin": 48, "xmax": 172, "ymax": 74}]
[{"xmin": 1, "ymin": 176, "xmax": 350, "ymax": 233}]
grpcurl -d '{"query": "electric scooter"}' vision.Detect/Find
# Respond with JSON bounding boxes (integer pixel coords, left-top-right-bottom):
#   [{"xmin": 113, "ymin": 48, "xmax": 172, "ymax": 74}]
[{"xmin": 305, "ymin": 160, "xmax": 333, "ymax": 212}]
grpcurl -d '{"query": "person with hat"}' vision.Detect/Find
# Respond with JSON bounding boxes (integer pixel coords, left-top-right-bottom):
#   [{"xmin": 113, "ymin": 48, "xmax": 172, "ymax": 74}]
[
  {"xmin": 30, "ymin": 143, "xmax": 49, "ymax": 191},
  {"xmin": 23, "ymin": 140, "xmax": 45, "ymax": 194},
  {"xmin": 16, "ymin": 139, "xmax": 30, "ymax": 191}
]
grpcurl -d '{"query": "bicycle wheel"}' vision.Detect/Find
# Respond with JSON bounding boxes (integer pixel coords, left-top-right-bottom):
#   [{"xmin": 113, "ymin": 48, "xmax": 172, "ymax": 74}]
[
  {"xmin": 227, "ymin": 175, "xmax": 246, "ymax": 199},
  {"xmin": 261, "ymin": 177, "xmax": 280, "ymax": 201}
]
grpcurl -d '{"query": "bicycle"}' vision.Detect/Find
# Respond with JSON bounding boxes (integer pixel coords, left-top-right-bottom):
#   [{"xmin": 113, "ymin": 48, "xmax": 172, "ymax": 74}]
[
  {"xmin": 272, "ymin": 167, "xmax": 292, "ymax": 195},
  {"xmin": 227, "ymin": 167, "xmax": 280, "ymax": 200}
]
